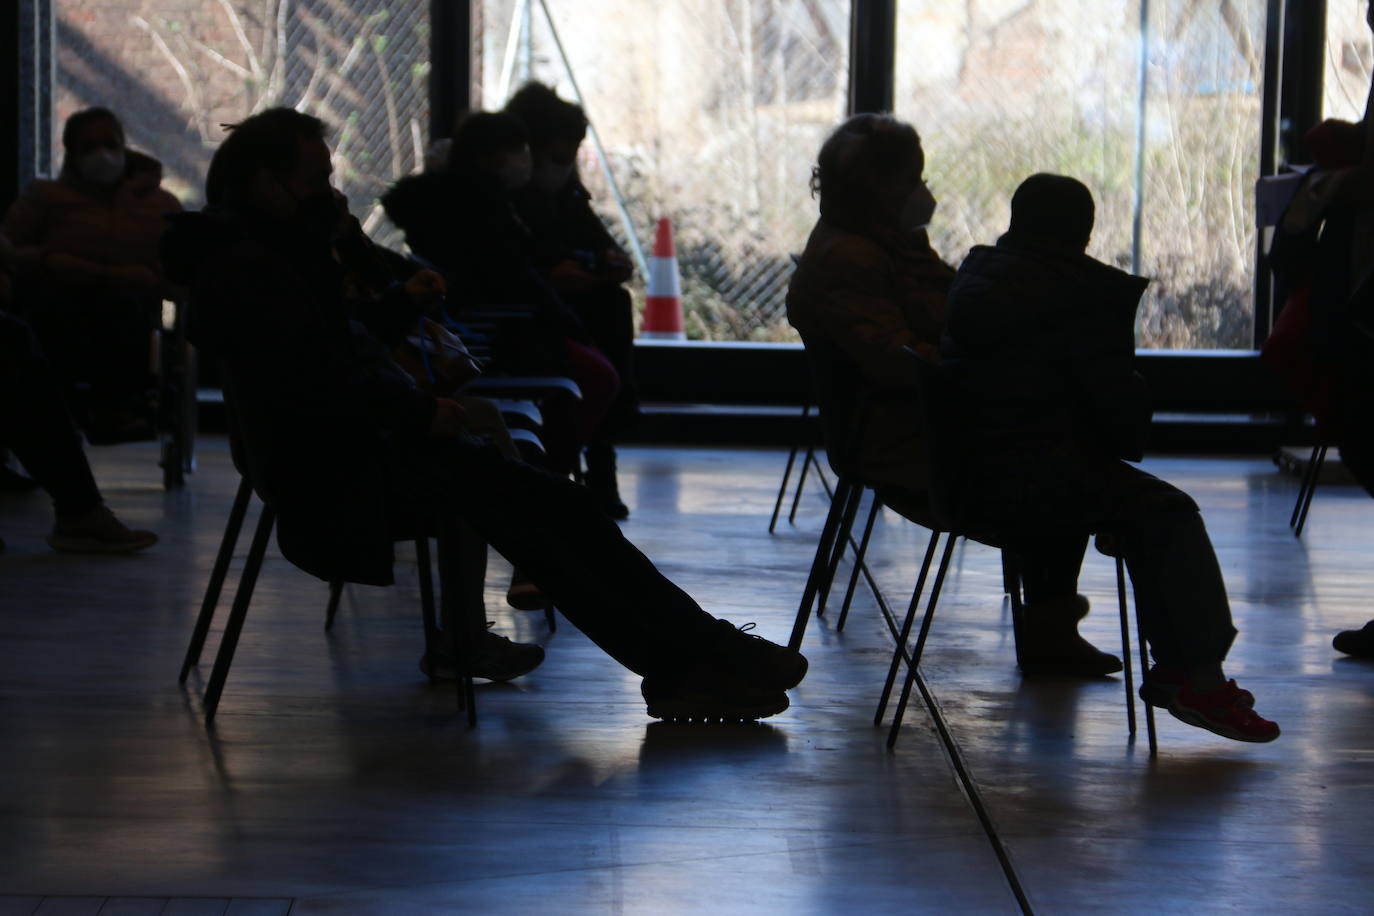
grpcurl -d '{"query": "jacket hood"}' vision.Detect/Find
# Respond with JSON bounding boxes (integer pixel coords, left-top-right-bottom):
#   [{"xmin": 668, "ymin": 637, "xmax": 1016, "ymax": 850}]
[
  {"xmin": 380, "ymin": 172, "xmax": 450, "ymax": 231},
  {"xmin": 383, "ymin": 171, "xmax": 507, "ymax": 232}
]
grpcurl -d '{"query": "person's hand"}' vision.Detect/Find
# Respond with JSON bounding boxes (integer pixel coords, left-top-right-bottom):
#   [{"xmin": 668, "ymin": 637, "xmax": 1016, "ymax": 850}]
[
  {"xmin": 428, "ymin": 397, "xmax": 468, "ymax": 438},
  {"xmin": 405, "ymin": 269, "xmax": 447, "ymax": 306}
]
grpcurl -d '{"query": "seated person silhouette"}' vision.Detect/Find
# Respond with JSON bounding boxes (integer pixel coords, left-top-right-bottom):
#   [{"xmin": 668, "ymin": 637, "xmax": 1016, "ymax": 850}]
[
  {"xmin": 0, "ymin": 236, "xmax": 157, "ymax": 554},
  {"xmin": 382, "ymin": 111, "xmax": 618, "ymax": 482},
  {"xmin": 505, "ymin": 82, "xmax": 639, "ymax": 518},
  {"xmin": 942, "ymin": 173, "xmax": 1278, "ymax": 742},
  {"xmin": 161, "ymin": 108, "xmax": 805, "ymax": 721},
  {"xmin": 786, "ymin": 114, "xmax": 1120, "ymax": 677},
  {"xmin": 1, "ymin": 108, "xmax": 176, "ymax": 443}
]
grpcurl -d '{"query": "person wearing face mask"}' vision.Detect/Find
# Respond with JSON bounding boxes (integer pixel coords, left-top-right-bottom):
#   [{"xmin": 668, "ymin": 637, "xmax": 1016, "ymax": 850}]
[
  {"xmin": 163, "ymin": 107, "xmax": 807, "ymax": 720},
  {"xmin": 382, "ymin": 112, "xmax": 621, "ymax": 493},
  {"xmin": 787, "ymin": 116, "xmax": 1123, "ymax": 679},
  {"xmin": 1, "ymin": 108, "xmax": 179, "ymax": 443},
  {"xmin": 505, "ymin": 83, "xmax": 639, "ymax": 519},
  {"xmin": 787, "ymin": 114, "xmax": 952, "ymax": 502}
]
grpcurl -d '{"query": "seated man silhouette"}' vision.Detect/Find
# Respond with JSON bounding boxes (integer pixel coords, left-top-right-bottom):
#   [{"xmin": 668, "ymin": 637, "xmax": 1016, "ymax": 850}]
[
  {"xmin": 941, "ymin": 173, "xmax": 1278, "ymax": 742},
  {"xmin": 160, "ymin": 107, "xmax": 805, "ymax": 722}
]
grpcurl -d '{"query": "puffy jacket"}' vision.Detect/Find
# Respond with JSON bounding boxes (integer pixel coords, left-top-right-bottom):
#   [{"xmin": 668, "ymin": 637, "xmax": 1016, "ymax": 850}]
[{"xmin": 786, "ymin": 217, "xmax": 953, "ymax": 491}]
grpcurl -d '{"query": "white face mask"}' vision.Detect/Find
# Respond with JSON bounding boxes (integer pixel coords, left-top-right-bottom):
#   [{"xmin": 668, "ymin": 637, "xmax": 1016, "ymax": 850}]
[
  {"xmin": 532, "ymin": 160, "xmax": 576, "ymax": 193},
  {"xmin": 78, "ymin": 148, "xmax": 126, "ymax": 186},
  {"xmin": 899, "ymin": 184, "xmax": 937, "ymax": 230},
  {"xmin": 499, "ymin": 148, "xmax": 534, "ymax": 190}
]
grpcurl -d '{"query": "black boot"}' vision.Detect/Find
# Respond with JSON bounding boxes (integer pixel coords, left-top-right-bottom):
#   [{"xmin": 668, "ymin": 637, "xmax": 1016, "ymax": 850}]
[{"xmin": 584, "ymin": 442, "xmax": 629, "ymax": 520}]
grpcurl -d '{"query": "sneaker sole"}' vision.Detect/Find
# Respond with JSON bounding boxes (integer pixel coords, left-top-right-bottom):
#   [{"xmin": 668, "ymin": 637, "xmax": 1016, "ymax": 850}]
[
  {"xmin": 646, "ymin": 694, "xmax": 790, "ymax": 723},
  {"xmin": 1163, "ymin": 703, "xmax": 1281, "ymax": 743}
]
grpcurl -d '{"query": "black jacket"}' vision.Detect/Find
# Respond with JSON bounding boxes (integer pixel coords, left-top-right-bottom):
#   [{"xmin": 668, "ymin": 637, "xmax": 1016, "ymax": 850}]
[
  {"xmin": 511, "ymin": 177, "xmax": 621, "ymax": 271},
  {"xmin": 163, "ymin": 209, "xmax": 431, "ymax": 585},
  {"xmin": 382, "ymin": 170, "xmax": 585, "ymax": 342},
  {"xmin": 942, "ymin": 233, "xmax": 1150, "ymax": 463}
]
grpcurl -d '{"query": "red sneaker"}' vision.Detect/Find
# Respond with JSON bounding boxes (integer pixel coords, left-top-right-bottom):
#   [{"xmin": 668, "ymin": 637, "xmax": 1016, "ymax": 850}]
[
  {"xmin": 1158, "ymin": 679, "xmax": 1280, "ymax": 743},
  {"xmin": 1140, "ymin": 666, "xmax": 1253, "ymax": 710}
]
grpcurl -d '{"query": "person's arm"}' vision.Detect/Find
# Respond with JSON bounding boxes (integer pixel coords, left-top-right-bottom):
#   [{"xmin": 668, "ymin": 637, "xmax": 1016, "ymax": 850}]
[
  {"xmin": 3, "ymin": 182, "xmax": 161, "ymax": 292},
  {"xmin": 198, "ymin": 244, "xmax": 436, "ymax": 437},
  {"xmin": 802, "ymin": 244, "xmax": 939, "ymax": 391}
]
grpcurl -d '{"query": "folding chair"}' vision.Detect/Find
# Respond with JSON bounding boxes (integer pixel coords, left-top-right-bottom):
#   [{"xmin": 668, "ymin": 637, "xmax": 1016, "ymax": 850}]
[
  {"xmin": 1289, "ymin": 443, "xmax": 1328, "ymax": 537},
  {"xmin": 874, "ymin": 352, "xmax": 1157, "ymax": 755}
]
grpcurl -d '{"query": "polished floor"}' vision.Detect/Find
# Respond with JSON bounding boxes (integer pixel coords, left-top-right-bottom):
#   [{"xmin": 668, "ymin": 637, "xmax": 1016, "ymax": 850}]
[{"xmin": 1, "ymin": 441, "xmax": 1372, "ymax": 914}]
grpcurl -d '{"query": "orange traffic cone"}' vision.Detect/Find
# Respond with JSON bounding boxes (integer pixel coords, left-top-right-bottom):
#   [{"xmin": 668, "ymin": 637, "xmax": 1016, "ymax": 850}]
[{"xmin": 641, "ymin": 217, "xmax": 685, "ymax": 340}]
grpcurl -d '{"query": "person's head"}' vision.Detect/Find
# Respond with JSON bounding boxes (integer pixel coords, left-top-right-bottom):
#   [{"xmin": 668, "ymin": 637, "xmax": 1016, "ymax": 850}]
[
  {"xmin": 448, "ymin": 111, "xmax": 532, "ymax": 190},
  {"xmin": 61, "ymin": 107, "xmax": 127, "ymax": 188},
  {"xmin": 205, "ymin": 107, "xmax": 340, "ymax": 236},
  {"xmin": 1007, "ymin": 173, "xmax": 1095, "ymax": 251},
  {"xmin": 123, "ymin": 150, "xmax": 163, "ymax": 197},
  {"xmin": 505, "ymin": 82, "xmax": 588, "ymax": 191},
  {"xmin": 811, "ymin": 113, "xmax": 934, "ymax": 232}
]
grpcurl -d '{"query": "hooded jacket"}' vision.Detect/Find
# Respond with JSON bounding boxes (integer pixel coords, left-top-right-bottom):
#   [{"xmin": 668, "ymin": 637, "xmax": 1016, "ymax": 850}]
[
  {"xmin": 162, "ymin": 208, "xmax": 430, "ymax": 585},
  {"xmin": 942, "ymin": 233, "xmax": 1150, "ymax": 463}
]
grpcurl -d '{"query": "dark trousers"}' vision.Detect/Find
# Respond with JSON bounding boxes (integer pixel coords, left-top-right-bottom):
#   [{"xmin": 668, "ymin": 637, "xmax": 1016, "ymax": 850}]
[
  {"xmin": 979, "ymin": 457, "xmax": 1237, "ymax": 668},
  {"xmin": 27, "ymin": 293, "xmax": 153, "ymax": 416},
  {"xmin": 0, "ymin": 312, "xmax": 102, "ymax": 517},
  {"xmin": 385, "ymin": 436, "xmax": 721, "ymax": 678},
  {"xmin": 564, "ymin": 285, "xmax": 639, "ymax": 436}
]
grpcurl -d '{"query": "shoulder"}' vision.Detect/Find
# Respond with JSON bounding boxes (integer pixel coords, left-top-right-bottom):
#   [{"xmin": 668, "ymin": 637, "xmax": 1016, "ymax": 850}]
[{"xmin": 800, "ymin": 221, "xmax": 892, "ymax": 274}]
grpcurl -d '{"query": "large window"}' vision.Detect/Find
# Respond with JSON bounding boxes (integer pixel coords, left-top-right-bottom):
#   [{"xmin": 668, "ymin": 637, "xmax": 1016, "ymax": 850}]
[
  {"xmin": 51, "ymin": 0, "xmax": 429, "ymax": 242},
  {"xmin": 896, "ymin": 0, "xmax": 1267, "ymax": 349},
  {"xmin": 476, "ymin": 0, "xmax": 851, "ymax": 341},
  {"xmin": 1326, "ymin": 0, "xmax": 1372, "ymax": 123}
]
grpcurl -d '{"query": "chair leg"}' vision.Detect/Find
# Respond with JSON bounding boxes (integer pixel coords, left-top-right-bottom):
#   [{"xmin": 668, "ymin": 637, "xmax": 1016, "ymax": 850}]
[
  {"xmin": 874, "ymin": 528, "xmax": 941, "ymax": 725},
  {"xmin": 1115, "ymin": 556, "xmax": 1138, "ymax": 738},
  {"xmin": 202, "ymin": 504, "xmax": 276, "ymax": 723},
  {"xmin": 1293, "ymin": 444, "xmax": 1327, "ymax": 538},
  {"xmin": 179, "ymin": 476, "xmax": 253, "ymax": 682},
  {"xmin": 436, "ymin": 520, "xmax": 480, "ymax": 726},
  {"xmin": 544, "ymin": 605, "xmax": 558, "ymax": 631},
  {"xmin": 769, "ymin": 404, "xmax": 809, "ymax": 533},
  {"xmin": 837, "ymin": 495, "xmax": 882, "ymax": 631},
  {"xmin": 415, "ymin": 538, "xmax": 439, "ymax": 683},
  {"xmin": 1133, "ymin": 593, "xmax": 1158, "ymax": 757},
  {"xmin": 787, "ymin": 443, "xmax": 817, "ymax": 524},
  {"xmin": 818, "ymin": 479, "xmax": 864, "ymax": 616},
  {"xmin": 887, "ymin": 533, "xmax": 958, "ymax": 749},
  {"xmin": 788, "ymin": 476, "xmax": 855, "ymax": 651},
  {"xmin": 1004, "ymin": 551, "xmax": 1026, "ymax": 671},
  {"xmin": 324, "ymin": 581, "xmax": 345, "ymax": 631}
]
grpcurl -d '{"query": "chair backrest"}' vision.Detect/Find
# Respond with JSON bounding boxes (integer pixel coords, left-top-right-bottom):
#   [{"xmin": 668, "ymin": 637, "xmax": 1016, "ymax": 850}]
[
  {"xmin": 904, "ymin": 347, "xmax": 967, "ymax": 530},
  {"xmin": 217, "ymin": 362, "xmax": 278, "ymax": 508},
  {"xmin": 797, "ymin": 333, "xmax": 876, "ymax": 479}
]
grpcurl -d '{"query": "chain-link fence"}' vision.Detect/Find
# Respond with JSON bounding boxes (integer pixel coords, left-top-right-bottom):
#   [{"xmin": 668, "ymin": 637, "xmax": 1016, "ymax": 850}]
[
  {"xmin": 477, "ymin": 0, "xmax": 851, "ymax": 342},
  {"xmin": 898, "ymin": 0, "xmax": 1265, "ymax": 350},
  {"xmin": 53, "ymin": 0, "xmax": 430, "ymax": 246}
]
